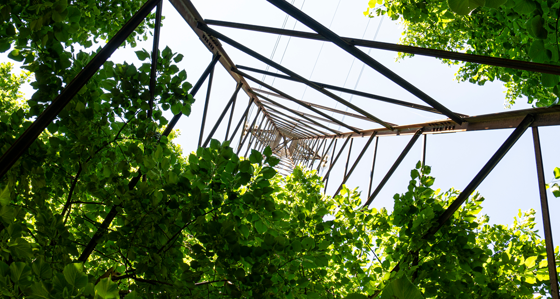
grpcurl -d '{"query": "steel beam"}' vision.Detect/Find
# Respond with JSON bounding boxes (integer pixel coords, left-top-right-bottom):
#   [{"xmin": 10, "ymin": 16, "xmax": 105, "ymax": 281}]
[
  {"xmin": 164, "ymin": 54, "xmax": 221, "ymax": 137},
  {"xmin": 77, "ymin": 54, "xmax": 216, "ymax": 263},
  {"xmin": 225, "ymin": 82, "xmax": 238, "ymax": 140},
  {"xmin": 0, "ymin": 0, "xmax": 162, "ymax": 180},
  {"xmin": 148, "ymin": 0, "xmax": 163, "ymax": 119},
  {"xmin": 197, "ymin": 23, "xmax": 393, "ymax": 129},
  {"xmin": 198, "ymin": 59, "xmax": 216, "ymax": 147},
  {"xmin": 334, "ymin": 133, "xmax": 377, "ymax": 196},
  {"xmin": 205, "ymin": 20, "xmax": 560, "ymax": 76},
  {"xmin": 363, "ymin": 129, "xmax": 423, "ymax": 207},
  {"xmin": 298, "ymin": 105, "xmax": 560, "ymax": 140},
  {"xmin": 228, "ymin": 98, "xmax": 254, "ymax": 142},
  {"xmin": 368, "ymin": 137, "xmax": 379, "ymax": 196},
  {"xmin": 202, "ymin": 83, "xmax": 243, "ymax": 148},
  {"xmin": 424, "ymin": 114, "xmax": 535, "ymax": 236},
  {"xmin": 237, "ymin": 108, "xmax": 262, "ymax": 155},
  {"xmin": 532, "ymin": 127, "xmax": 559, "ymax": 299},
  {"xmin": 317, "ymin": 138, "xmax": 335, "ymax": 172},
  {"xmin": 245, "ymin": 67, "xmax": 449, "ymax": 116},
  {"xmin": 253, "ymin": 91, "xmax": 340, "ymax": 135},
  {"xmin": 264, "ymin": 105, "xmax": 329, "ymax": 136},
  {"xmin": 322, "ymin": 135, "xmax": 352, "ymax": 183},
  {"xmin": 239, "ymin": 70, "xmax": 355, "ymax": 133},
  {"xmin": 266, "ymin": 0, "xmax": 463, "ymax": 124}
]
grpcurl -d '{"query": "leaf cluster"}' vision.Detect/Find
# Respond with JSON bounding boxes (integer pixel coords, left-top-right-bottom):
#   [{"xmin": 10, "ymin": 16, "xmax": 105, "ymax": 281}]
[{"xmin": 365, "ymin": 0, "xmax": 560, "ymax": 107}]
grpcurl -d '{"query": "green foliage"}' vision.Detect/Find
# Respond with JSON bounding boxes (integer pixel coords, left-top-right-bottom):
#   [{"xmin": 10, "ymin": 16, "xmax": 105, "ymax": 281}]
[
  {"xmin": 380, "ymin": 275, "xmax": 424, "ymax": 299},
  {"xmin": 1, "ymin": 1, "xmax": 558, "ymax": 296},
  {"xmin": 365, "ymin": 0, "xmax": 560, "ymax": 107},
  {"xmin": 550, "ymin": 167, "xmax": 560, "ymax": 198}
]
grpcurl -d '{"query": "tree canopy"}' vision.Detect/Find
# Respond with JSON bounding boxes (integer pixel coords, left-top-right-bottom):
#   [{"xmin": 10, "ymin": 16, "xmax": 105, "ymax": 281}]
[
  {"xmin": 0, "ymin": 0, "xmax": 559, "ymax": 298},
  {"xmin": 364, "ymin": 0, "xmax": 560, "ymax": 107}
]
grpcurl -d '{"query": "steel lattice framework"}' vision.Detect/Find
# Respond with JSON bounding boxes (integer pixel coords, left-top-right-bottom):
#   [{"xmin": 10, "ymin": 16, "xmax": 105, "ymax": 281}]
[{"xmin": 0, "ymin": 0, "xmax": 558, "ymax": 296}]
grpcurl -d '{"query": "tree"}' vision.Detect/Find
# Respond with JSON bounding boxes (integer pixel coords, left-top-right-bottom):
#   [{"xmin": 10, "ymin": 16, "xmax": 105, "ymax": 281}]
[
  {"xmin": 1, "ymin": 0, "xmax": 557, "ymax": 297},
  {"xmin": 364, "ymin": 0, "xmax": 560, "ymax": 107}
]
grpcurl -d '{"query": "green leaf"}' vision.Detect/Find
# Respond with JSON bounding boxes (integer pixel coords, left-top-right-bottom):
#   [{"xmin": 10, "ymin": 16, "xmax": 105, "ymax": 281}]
[
  {"xmin": 181, "ymin": 104, "xmax": 191, "ymax": 116},
  {"xmin": 264, "ymin": 146, "xmax": 272, "ymax": 157},
  {"xmin": 485, "ymin": 0, "xmax": 507, "ymax": 8},
  {"xmin": 67, "ymin": 7, "xmax": 81, "ymax": 23},
  {"xmin": 162, "ymin": 46, "xmax": 172, "ymax": 59},
  {"xmin": 554, "ymin": 167, "xmax": 560, "ymax": 179},
  {"xmin": 64, "ymin": 263, "xmax": 88, "ymax": 290},
  {"xmin": 525, "ymin": 256, "xmax": 537, "ymax": 268},
  {"xmin": 0, "ymin": 185, "xmax": 11, "ymax": 206},
  {"xmin": 210, "ymin": 139, "xmax": 220, "ymax": 150},
  {"xmin": 447, "ymin": 0, "xmax": 484, "ymax": 15},
  {"xmin": 171, "ymin": 103, "xmax": 182, "ymax": 115},
  {"xmin": 135, "ymin": 50, "xmax": 150, "ymax": 61},
  {"xmin": 380, "ymin": 275, "xmax": 424, "ymax": 299},
  {"xmin": 542, "ymin": 74, "xmax": 559, "ymax": 88},
  {"xmin": 8, "ymin": 49, "xmax": 24, "ymax": 62},
  {"xmin": 28, "ymin": 281, "xmax": 50, "ymax": 298},
  {"xmin": 10, "ymin": 262, "xmax": 32, "ymax": 286},
  {"xmin": 174, "ymin": 53, "xmax": 184, "ymax": 63},
  {"xmin": 124, "ymin": 291, "xmax": 140, "ymax": 299},
  {"xmin": 254, "ymin": 219, "xmax": 267, "ymax": 234},
  {"xmin": 513, "ymin": 0, "xmax": 536, "ymax": 14},
  {"xmin": 527, "ymin": 15, "xmax": 548, "ymax": 40},
  {"xmin": 249, "ymin": 150, "xmax": 263, "ymax": 164},
  {"xmin": 344, "ymin": 294, "xmax": 369, "ymax": 299},
  {"xmin": 0, "ymin": 41, "xmax": 11, "ymax": 53},
  {"xmin": 95, "ymin": 277, "xmax": 119, "ymax": 299},
  {"xmin": 529, "ymin": 40, "xmax": 547, "ymax": 63}
]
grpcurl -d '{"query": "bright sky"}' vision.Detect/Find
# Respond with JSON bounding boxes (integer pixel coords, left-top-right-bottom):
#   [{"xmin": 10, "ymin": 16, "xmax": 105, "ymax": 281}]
[{"xmin": 3, "ymin": 0, "xmax": 559, "ymax": 243}]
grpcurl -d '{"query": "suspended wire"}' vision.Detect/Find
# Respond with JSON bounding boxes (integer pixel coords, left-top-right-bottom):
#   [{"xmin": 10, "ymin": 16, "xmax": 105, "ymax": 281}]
[
  {"xmin": 337, "ymin": 16, "xmax": 385, "ymax": 129},
  {"xmin": 247, "ymin": 0, "xmax": 297, "ymax": 139},
  {"xmin": 271, "ymin": 0, "xmax": 307, "ymax": 86},
  {"xmin": 260, "ymin": 0, "xmax": 298, "ymax": 85},
  {"xmin": 298, "ymin": 0, "xmax": 343, "ymax": 107}
]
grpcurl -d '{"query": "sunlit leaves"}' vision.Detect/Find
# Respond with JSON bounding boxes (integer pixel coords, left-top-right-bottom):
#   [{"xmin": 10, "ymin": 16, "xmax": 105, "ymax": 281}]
[
  {"xmin": 367, "ymin": 0, "xmax": 560, "ymax": 107},
  {"xmin": 95, "ymin": 277, "xmax": 119, "ymax": 299}
]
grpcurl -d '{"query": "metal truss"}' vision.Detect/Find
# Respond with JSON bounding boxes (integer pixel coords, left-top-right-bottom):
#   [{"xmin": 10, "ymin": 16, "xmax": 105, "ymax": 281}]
[{"xmin": 0, "ymin": 0, "xmax": 558, "ymax": 296}]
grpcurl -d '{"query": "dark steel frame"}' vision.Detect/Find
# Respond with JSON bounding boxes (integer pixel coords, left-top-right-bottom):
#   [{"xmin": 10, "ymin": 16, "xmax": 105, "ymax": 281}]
[{"xmin": 0, "ymin": 0, "xmax": 557, "ymax": 294}]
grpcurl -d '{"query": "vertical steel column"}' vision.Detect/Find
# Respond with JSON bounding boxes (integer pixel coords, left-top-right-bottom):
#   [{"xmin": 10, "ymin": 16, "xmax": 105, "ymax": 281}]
[
  {"xmin": 323, "ymin": 136, "xmax": 352, "ymax": 182},
  {"xmin": 532, "ymin": 127, "xmax": 559, "ymax": 299},
  {"xmin": 229, "ymin": 98, "xmax": 254, "ymax": 143},
  {"xmin": 77, "ymin": 53, "xmax": 218, "ymax": 263},
  {"xmin": 364, "ymin": 129, "xmax": 423, "ymax": 207},
  {"xmin": 306, "ymin": 138, "xmax": 320, "ymax": 168},
  {"xmin": 148, "ymin": 0, "xmax": 163, "ymax": 119},
  {"xmin": 163, "ymin": 55, "xmax": 221, "ymax": 137},
  {"xmin": 334, "ymin": 133, "xmax": 377, "ymax": 196},
  {"xmin": 367, "ymin": 137, "xmax": 379, "ymax": 196},
  {"xmin": 423, "ymin": 114, "xmax": 535, "ymax": 234},
  {"xmin": 225, "ymin": 86, "xmax": 238, "ymax": 140},
  {"xmin": 202, "ymin": 83, "xmax": 243, "ymax": 148},
  {"xmin": 344, "ymin": 139, "xmax": 354, "ymax": 177},
  {"xmin": 266, "ymin": 0, "xmax": 463, "ymax": 125},
  {"xmin": 311, "ymin": 138, "xmax": 327, "ymax": 169},
  {"xmin": 259, "ymin": 121, "xmax": 273, "ymax": 152},
  {"xmin": 245, "ymin": 113, "xmax": 267, "ymax": 157},
  {"xmin": 317, "ymin": 138, "xmax": 335, "ymax": 172},
  {"xmin": 0, "ymin": 0, "xmax": 161, "ymax": 180},
  {"xmin": 198, "ymin": 59, "xmax": 216, "ymax": 147},
  {"xmin": 237, "ymin": 108, "xmax": 262, "ymax": 155},
  {"xmin": 421, "ymin": 134, "xmax": 427, "ymax": 166}
]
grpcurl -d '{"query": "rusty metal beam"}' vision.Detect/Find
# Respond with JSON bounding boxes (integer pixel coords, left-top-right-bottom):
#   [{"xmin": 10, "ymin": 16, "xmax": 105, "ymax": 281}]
[
  {"xmin": 296, "ymin": 105, "xmax": 560, "ymax": 140},
  {"xmin": 205, "ymin": 20, "xmax": 560, "ymax": 76},
  {"xmin": 266, "ymin": 0, "xmax": 463, "ymax": 124},
  {"xmin": 532, "ymin": 127, "xmax": 560, "ymax": 299}
]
